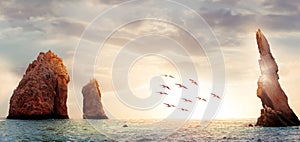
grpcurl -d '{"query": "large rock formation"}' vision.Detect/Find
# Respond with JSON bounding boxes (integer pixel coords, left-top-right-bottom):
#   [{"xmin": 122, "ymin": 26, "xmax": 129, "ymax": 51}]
[
  {"xmin": 255, "ymin": 29, "xmax": 300, "ymax": 127},
  {"xmin": 82, "ymin": 79, "xmax": 108, "ymax": 119},
  {"xmin": 7, "ymin": 51, "xmax": 70, "ymax": 119}
]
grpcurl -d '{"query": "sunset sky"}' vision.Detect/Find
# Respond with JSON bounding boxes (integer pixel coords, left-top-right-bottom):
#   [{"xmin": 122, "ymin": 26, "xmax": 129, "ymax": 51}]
[{"xmin": 0, "ymin": 0, "xmax": 300, "ymax": 120}]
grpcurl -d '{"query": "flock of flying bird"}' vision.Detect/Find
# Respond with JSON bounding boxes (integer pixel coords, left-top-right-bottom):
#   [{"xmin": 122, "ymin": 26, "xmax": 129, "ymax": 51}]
[{"xmin": 158, "ymin": 74, "xmax": 222, "ymax": 112}]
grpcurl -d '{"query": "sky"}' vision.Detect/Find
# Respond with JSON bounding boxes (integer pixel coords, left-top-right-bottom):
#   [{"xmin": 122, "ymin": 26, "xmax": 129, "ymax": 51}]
[{"xmin": 0, "ymin": 0, "xmax": 300, "ymax": 120}]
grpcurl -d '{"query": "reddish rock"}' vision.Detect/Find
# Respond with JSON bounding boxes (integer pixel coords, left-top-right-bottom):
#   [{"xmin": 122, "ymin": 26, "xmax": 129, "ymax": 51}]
[
  {"xmin": 255, "ymin": 29, "xmax": 300, "ymax": 127},
  {"xmin": 7, "ymin": 51, "xmax": 70, "ymax": 119},
  {"xmin": 82, "ymin": 79, "xmax": 108, "ymax": 119}
]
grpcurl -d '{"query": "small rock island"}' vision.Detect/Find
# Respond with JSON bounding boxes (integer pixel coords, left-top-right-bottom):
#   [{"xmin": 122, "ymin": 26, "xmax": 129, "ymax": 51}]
[
  {"xmin": 82, "ymin": 79, "xmax": 108, "ymax": 119},
  {"xmin": 255, "ymin": 29, "xmax": 300, "ymax": 127},
  {"xmin": 7, "ymin": 51, "xmax": 70, "ymax": 119}
]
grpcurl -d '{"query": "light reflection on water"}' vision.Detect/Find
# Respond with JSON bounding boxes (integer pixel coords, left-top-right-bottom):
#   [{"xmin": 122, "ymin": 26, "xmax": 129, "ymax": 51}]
[{"xmin": 0, "ymin": 119, "xmax": 299, "ymax": 141}]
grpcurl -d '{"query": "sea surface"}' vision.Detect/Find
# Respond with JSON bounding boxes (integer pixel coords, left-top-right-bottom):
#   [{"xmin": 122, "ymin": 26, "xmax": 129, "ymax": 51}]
[{"xmin": 0, "ymin": 118, "xmax": 299, "ymax": 141}]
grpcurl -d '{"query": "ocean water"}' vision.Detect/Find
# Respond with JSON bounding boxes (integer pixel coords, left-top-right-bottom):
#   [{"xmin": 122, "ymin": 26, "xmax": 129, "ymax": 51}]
[{"xmin": 0, "ymin": 119, "xmax": 299, "ymax": 141}]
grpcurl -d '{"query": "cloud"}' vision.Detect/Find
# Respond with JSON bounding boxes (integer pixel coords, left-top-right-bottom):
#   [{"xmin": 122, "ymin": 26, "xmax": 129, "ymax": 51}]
[
  {"xmin": 48, "ymin": 18, "xmax": 87, "ymax": 38},
  {"xmin": 0, "ymin": 26, "xmax": 23, "ymax": 39},
  {"xmin": 201, "ymin": 8, "xmax": 256, "ymax": 33},
  {"xmin": 261, "ymin": 13, "xmax": 300, "ymax": 33},
  {"xmin": 0, "ymin": 0, "xmax": 58, "ymax": 20},
  {"xmin": 179, "ymin": 0, "xmax": 300, "ymax": 36},
  {"xmin": 262, "ymin": 0, "xmax": 300, "ymax": 14},
  {"xmin": 0, "ymin": 0, "xmax": 89, "ymax": 39},
  {"xmin": 93, "ymin": 0, "xmax": 127, "ymax": 5}
]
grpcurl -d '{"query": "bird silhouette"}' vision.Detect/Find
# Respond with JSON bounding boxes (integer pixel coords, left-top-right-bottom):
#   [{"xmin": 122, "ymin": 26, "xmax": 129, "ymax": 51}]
[
  {"xmin": 189, "ymin": 79, "xmax": 198, "ymax": 86},
  {"xmin": 157, "ymin": 92, "xmax": 168, "ymax": 95},
  {"xmin": 196, "ymin": 97, "xmax": 207, "ymax": 102},
  {"xmin": 175, "ymin": 83, "xmax": 188, "ymax": 89},
  {"xmin": 182, "ymin": 98, "xmax": 193, "ymax": 103},
  {"xmin": 163, "ymin": 103, "xmax": 176, "ymax": 107},
  {"xmin": 161, "ymin": 74, "xmax": 175, "ymax": 79},
  {"xmin": 178, "ymin": 108, "xmax": 188, "ymax": 111},
  {"xmin": 211, "ymin": 93, "xmax": 221, "ymax": 99},
  {"xmin": 160, "ymin": 85, "xmax": 171, "ymax": 90}
]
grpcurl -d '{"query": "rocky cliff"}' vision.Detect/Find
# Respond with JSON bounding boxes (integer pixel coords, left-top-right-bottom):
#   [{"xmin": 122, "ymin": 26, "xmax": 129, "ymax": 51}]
[
  {"xmin": 82, "ymin": 79, "xmax": 108, "ymax": 119},
  {"xmin": 7, "ymin": 50, "xmax": 70, "ymax": 119},
  {"xmin": 255, "ymin": 29, "xmax": 300, "ymax": 127}
]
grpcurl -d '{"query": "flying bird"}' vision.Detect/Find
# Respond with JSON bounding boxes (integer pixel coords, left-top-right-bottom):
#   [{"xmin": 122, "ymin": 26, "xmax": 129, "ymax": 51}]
[
  {"xmin": 163, "ymin": 103, "xmax": 176, "ymax": 107},
  {"xmin": 196, "ymin": 97, "xmax": 207, "ymax": 102},
  {"xmin": 189, "ymin": 79, "xmax": 198, "ymax": 86},
  {"xmin": 175, "ymin": 83, "xmax": 188, "ymax": 89},
  {"xmin": 161, "ymin": 74, "xmax": 175, "ymax": 79},
  {"xmin": 157, "ymin": 92, "xmax": 168, "ymax": 95},
  {"xmin": 196, "ymin": 97, "xmax": 201, "ymax": 100},
  {"xmin": 178, "ymin": 108, "xmax": 188, "ymax": 111},
  {"xmin": 211, "ymin": 93, "xmax": 221, "ymax": 99},
  {"xmin": 182, "ymin": 98, "xmax": 193, "ymax": 103},
  {"xmin": 160, "ymin": 85, "xmax": 171, "ymax": 90}
]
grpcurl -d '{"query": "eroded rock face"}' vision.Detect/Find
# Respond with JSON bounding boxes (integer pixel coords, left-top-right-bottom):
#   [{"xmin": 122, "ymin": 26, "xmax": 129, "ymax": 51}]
[
  {"xmin": 255, "ymin": 29, "xmax": 300, "ymax": 127},
  {"xmin": 82, "ymin": 79, "xmax": 108, "ymax": 119},
  {"xmin": 7, "ymin": 51, "xmax": 70, "ymax": 119}
]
